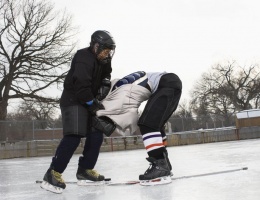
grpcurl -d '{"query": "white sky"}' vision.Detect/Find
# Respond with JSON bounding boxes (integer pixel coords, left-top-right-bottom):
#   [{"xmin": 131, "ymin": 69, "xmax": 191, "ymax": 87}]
[
  {"xmin": 7, "ymin": 0, "xmax": 260, "ymax": 115},
  {"xmin": 51, "ymin": 0, "xmax": 260, "ymax": 101}
]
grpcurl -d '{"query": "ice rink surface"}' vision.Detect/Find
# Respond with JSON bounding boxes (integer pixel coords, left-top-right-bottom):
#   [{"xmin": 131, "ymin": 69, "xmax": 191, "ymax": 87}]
[{"xmin": 1, "ymin": 138, "xmax": 260, "ymax": 200}]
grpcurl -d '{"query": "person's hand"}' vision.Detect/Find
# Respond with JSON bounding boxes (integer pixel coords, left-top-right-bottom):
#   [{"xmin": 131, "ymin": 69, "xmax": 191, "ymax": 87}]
[
  {"xmin": 86, "ymin": 99, "xmax": 105, "ymax": 115},
  {"xmin": 96, "ymin": 79, "xmax": 111, "ymax": 101}
]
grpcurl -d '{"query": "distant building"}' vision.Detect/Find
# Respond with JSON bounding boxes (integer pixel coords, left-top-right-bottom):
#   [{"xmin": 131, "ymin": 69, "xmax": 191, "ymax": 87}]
[{"xmin": 236, "ymin": 109, "xmax": 260, "ymax": 128}]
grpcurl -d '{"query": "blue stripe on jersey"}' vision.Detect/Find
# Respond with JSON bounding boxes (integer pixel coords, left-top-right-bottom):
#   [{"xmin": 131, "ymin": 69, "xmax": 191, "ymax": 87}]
[{"xmin": 112, "ymin": 71, "xmax": 146, "ymax": 91}]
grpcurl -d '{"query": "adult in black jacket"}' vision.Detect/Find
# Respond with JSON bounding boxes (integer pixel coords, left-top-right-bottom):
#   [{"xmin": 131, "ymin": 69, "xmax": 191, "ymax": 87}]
[{"xmin": 41, "ymin": 30, "xmax": 116, "ymax": 194}]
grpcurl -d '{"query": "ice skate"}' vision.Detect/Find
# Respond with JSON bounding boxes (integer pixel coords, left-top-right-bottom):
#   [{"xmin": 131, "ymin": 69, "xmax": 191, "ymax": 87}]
[
  {"xmin": 163, "ymin": 150, "xmax": 173, "ymax": 176},
  {"xmin": 76, "ymin": 166, "xmax": 105, "ymax": 186},
  {"xmin": 40, "ymin": 168, "xmax": 66, "ymax": 194},
  {"xmin": 139, "ymin": 157, "xmax": 172, "ymax": 186}
]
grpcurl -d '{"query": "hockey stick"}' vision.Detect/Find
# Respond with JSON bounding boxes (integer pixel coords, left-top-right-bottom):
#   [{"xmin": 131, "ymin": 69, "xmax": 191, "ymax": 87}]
[
  {"xmin": 36, "ymin": 167, "xmax": 248, "ymax": 185},
  {"xmin": 171, "ymin": 167, "xmax": 248, "ymax": 180},
  {"xmin": 108, "ymin": 167, "xmax": 248, "ymax": 186}
]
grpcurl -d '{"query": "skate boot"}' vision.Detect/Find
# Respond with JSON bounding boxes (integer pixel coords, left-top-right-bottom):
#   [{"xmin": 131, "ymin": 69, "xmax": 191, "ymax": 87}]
[
  {"xmin": 139, "ymin": 157, "xmax": 172, "ymax": 186},
  {"xmin": 76, "ymin": 166, "xmax": 105, "ymax": 185},
  {"xmin": 163, "ymin": 150, "xmax": 173, "ymax": 176},
  {"xmin": 40, "ymin": 168, "xmax": 66, "ymax": 194}
]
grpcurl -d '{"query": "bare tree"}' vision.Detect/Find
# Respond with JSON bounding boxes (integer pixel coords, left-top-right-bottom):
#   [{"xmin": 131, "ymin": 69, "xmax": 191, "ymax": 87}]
[
  {"xmin": 168, "ymin": 100, "xmax": 194, "ymax": 131},
  {"xmin": 0, "ymin": 0, "xmax": 77, "ymax": 120},
  {"xmin": 7, "ymin": 99, "xmax": 59, "ymax": 129},
  {"xmin": 7, "ymin": 100, "xmax": 58, "ymax": 120},
  {"xmin": 191, "ymin": 61, "xmax": 260, "ymax": 119},
  {"xmin": 170, "ymin": 100, "xmax": 192, "ymax": 118}
]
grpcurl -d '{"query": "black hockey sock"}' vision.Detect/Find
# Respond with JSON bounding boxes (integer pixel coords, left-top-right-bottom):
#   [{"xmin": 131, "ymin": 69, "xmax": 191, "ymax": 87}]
[
  {"xmin": 139, "ymin": 125, "xmax": 166, "ymax": 160},
  {"xmin": 148, "ymin": 147, "xmax": 165, "ymax": 160}
]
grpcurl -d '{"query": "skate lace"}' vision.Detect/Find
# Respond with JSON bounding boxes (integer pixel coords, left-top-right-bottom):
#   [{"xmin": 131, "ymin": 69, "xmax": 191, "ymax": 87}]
[
  {"xmin": 52, "ymin": 170, "xmax": 65, "ymax": 183},
  {"xmin": 86, "ymin": 169, "xmax": 100, "ymax": 178},
  {"xmin": 145, "ymin": 163, "xmax": 156, "ymax": 174}
]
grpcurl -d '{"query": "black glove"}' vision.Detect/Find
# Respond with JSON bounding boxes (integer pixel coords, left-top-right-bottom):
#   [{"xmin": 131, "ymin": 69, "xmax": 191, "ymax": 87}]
[
  {"xmin": 87, "ymin": 99, "xmax": 105, "ymax": 115},
  {"xmin": 92, "ymin": 116, "xmax": 116, "ymax": 137},
  {"xmin": 96, "ymin": 79, "xmax": 111, "ymax": 101}
]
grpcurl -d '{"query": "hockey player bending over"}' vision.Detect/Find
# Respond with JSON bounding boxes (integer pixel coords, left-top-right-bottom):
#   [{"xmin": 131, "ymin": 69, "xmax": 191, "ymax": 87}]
[{"xmin": 94, "ymin": 71, "xmax": 182, "ymax": 185}]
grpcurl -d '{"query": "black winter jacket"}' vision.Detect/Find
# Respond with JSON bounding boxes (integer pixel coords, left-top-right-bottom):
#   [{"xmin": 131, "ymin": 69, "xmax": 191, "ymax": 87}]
[{"xmin": 60, "ymin": 47, "xmax": 112, "ymax": 107}]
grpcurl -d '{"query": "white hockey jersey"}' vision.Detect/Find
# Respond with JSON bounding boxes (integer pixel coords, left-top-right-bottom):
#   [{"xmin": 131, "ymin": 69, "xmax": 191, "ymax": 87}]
[{"xmin": 96, "ymin": 79, "xmax": 151, "ymax": 134}]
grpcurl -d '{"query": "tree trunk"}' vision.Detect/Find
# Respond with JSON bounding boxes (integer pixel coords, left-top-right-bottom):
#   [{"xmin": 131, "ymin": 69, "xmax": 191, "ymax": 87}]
[{"xmin": 0, "ymin": 100, "xmax": 8, "ymax": 120}]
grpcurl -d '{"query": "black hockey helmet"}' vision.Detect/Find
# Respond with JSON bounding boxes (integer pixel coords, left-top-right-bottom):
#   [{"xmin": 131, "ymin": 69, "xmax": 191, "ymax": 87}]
[
  {"xmin": 90, "ymin": 30, "xmax": 116, "ymax": 53},
  {"xmin": 90, "ymin": 30, "xmax": 116, "ymax": 64}
]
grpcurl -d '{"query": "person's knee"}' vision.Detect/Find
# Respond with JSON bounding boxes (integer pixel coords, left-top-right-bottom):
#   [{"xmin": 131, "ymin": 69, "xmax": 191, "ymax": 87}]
[
  {"xmin": 88, "ymin": 131, "xmax": 104, "ymax": 145},
  {"xmin": 63, "ymin": 135, "xmax": 81, "ymax": 147},
  {"xmin": 139, "ymin": 125, "xmax": 157, "ymax": 135},
  {"xmin": 171, "ymin": 74, "xmax": 182, "ymax": 90}
]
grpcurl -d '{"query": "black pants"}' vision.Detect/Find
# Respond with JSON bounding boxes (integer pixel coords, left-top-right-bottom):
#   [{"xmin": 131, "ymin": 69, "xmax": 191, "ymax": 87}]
[
  {"xmin": 138, "ymin": 73, "xmax": 182, "ymax": 158},
  {"xmin": 138, "ymin": 73, "xmax": 182, "ymax": 130},
  {"xmin": 51, "ymin": 105, "xmax": 103, "ymax": 173}
]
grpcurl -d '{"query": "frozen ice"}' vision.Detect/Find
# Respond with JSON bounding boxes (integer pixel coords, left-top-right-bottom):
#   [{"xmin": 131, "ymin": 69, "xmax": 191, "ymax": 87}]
[{"xmin": 1, "ymin": 138, "xmax": 260, "ymax": 200}]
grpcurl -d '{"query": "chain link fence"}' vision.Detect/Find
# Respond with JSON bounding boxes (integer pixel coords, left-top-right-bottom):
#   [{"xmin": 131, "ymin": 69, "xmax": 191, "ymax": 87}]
[
  {"xmin": 0, "ymin": 115, "xmax": 236, "ymax": 142},
  {"xmin": 169, "ymin": 115, "xmax": 236, "ymax": 132},
  {"xmin": 0, "ymin": 120, "xmax": 63, "ymax": 142}
]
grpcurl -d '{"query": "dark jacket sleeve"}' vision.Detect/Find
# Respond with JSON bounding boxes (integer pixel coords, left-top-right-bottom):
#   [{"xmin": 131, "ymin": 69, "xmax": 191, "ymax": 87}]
[
  {"xmin": 72, "ymin": 51, "xmax": 95, "ymax": 104},
  {"xmin": 101, "ymin": 62, "xmax": 112, "ymax": 80}
]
